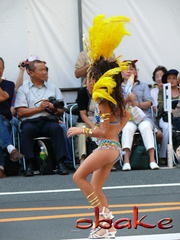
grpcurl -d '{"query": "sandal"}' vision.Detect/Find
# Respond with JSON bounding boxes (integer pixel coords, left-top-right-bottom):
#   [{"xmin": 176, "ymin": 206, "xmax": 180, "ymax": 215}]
[
  {"xmin": 89, "ymin": 207, "xmax": 117, "ymax": 239},
  {"xmin": 89, "ymin": 229, "xmax": 116, "ymax": 239}
]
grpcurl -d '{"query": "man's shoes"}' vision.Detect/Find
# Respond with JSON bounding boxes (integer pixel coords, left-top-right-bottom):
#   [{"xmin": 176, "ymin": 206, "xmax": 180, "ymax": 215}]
[
  {"xmin": 111, "ymin": 166, "xmax": 117, "ymax": 171},
  {"xmin": 10, "ymin": 149, "xmax": 24, "ymax": 162},
  {"xmin": 57, "ymin": 163, "xmax": 69, "ymax": 175},
  {"xmin": 0, "ymin": 169, "xmax": 6, "ymax": 178},
  {"xmin": 24, "ymin": 164, "xmax": 34, "ymax": 177},
  {"xmin": 158, "ymin": 158, "xmax": 167, "ymax": 165},
  {"xmin": 122, "ymin": 162, "xmax": 131, "ymax": 171},
  {"xmin": 64, "ymin": 162, "xmax": 74, "ymax": 170},
  {"xmin": 150, "ymin": 162, "xmax": 159, "ymax": 170}
]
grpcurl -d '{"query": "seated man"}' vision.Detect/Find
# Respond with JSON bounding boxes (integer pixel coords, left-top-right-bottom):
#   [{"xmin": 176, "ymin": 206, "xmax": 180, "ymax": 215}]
[
  {"xmin": 75, "ymin": 50, "xmax": 116, "ymax": 87},
  {"xmin": 0, "ymin": 57, "xmax": 24, "ymax": 178},
  {"xmin": 15, "ymin": 60, "xmax": 69, "ymax": 176},
  {"xmin": 16, "ymin": 56, "xmax": 73, "ymax": 169},
  {"xmin": 75, "ymin": 50, "xmax": 90, "ymax": 87}
]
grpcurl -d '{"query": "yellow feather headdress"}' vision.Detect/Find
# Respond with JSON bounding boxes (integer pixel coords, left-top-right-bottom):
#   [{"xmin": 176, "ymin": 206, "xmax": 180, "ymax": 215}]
[
  {"xmin": 83, "ymin": 14, "xmax": 131, "ymax": 64},
  {"xmin": 92, "ymin": 63, "xmax": 129, "ymax": 104},
  {"xmin": 84, "ymin": 14, "xmax": 131, "ymax": 104}
]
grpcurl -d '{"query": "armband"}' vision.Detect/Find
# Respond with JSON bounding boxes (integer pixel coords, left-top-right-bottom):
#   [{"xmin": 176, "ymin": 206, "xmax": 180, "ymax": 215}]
[
  {"xmin": 82, "ymin": 127, "xmax": 93, "ymax": 135},
  {"xmin": 100, "ymin": 113, "xmax": 111, "ymax": 122}
]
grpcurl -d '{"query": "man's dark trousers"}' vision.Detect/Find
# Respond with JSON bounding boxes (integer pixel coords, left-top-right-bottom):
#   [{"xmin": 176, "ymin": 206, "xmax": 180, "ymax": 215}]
[{"xmin": 21, "ymin": 117, "xmax": 67, "ymax": 164}]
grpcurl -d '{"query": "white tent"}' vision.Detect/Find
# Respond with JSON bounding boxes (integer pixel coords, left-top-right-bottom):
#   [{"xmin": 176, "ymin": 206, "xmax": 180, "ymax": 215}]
[{"xmin": 0, "ymin": 0, "xmax": 180, "ymax": 102}]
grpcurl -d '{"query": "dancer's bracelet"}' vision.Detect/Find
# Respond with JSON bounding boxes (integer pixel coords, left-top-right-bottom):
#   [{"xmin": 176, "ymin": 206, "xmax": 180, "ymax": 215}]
[
  {"xmin": 82, "ymin": 126, "xmax": 86, "ymax": 134},
  {"xmin": 82, "ymin": 127, "xmax": 93, "ymax": 135},
  {"xmin": 85, "ymin": 128, "xmax": 89, "ymax": 135},
  {"xmin": 85, "ymin": 128, "xmax": 93, "ymax": 136}
]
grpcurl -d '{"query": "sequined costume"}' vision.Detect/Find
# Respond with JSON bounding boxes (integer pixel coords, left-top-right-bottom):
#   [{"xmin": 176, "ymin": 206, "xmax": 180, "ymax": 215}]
[
  {"xmin": 94, "ymin": 102, "xmax": 124, "ymax": 162},
  {"xmin": 96, "ymin": 139, "xmax": 124, "ymax": 162}
]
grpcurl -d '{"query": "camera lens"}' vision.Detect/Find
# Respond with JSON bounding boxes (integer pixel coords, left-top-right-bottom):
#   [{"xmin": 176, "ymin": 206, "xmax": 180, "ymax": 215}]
[
  {"xmin": 48, "ymin": 97, "xmax": 64, "ymax": 109},
  {"xmin": 21, "ymin": 62, "xmax": 26, "ymax": 67}
]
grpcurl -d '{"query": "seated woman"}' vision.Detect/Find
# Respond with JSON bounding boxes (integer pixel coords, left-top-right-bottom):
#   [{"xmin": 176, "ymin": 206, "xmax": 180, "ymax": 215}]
[
  {"xmin": 151, "ymin": 66, "xmax": 167, "ymax": 114},
  {"xmin": 173, "ymin": 73, "xmax": 180, "ymax": 130},
  {"xmin": 173, "ymin": 83, "xmax": 180, "ymax": 160},
  {"xmin": 121, "ymin": 60, "xmax": 159, "ymax": 170},
  {"xmin": 150, "ymin": 66, "xmax": 167, "ymax": 162},
  {"xmin": 157, "ymin": 69, "xmax": 179, "ymax": 163}
]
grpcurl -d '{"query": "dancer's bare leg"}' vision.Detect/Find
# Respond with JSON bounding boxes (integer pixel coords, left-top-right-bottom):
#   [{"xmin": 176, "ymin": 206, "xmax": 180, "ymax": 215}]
[
  {"xmin": 73, "ymin": 149, "xmax": 118, "ymax": 208},
  {"xmin": 90, "ymin": 165, "xmax": 117, "ymax": 234},
  {"xmin": 73, "ymin": 148, "xmax": 119, "ymax": 236}
]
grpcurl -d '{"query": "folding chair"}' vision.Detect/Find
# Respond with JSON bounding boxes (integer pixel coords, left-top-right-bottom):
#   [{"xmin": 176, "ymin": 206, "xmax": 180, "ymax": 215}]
[
  {"xmin": 172, "ymin": 129, "xmax": 180, "ymax": 165},
  {"xmin": 10, "ymin": 117, "xmax": 26, "ymax": 171},
  {"xmin": 66, "ymin": 103, "xmax": 79, "ymax": 169}
]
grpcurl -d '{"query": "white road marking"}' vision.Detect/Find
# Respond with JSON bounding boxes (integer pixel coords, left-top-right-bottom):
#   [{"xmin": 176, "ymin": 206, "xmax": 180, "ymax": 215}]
[
  {"xmin": 64, "ymin": 232, "xmax": 180, "ymax": 240},
  {"xmin": 0, "ymin": 183, "xmax": 180, "ymax": 196}
]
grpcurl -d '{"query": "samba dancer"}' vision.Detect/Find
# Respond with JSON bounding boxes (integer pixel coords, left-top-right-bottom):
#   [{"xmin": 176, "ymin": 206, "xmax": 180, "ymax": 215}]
[{"xmin": 67, "ymin": 14, "xmax": 131, "ymax": 239}]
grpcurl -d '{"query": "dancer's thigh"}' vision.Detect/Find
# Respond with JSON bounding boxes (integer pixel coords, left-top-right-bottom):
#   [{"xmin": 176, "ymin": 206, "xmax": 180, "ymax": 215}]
[{"xmin": 75, "ymin": 148, "xmax": 119, "ymax": 179}]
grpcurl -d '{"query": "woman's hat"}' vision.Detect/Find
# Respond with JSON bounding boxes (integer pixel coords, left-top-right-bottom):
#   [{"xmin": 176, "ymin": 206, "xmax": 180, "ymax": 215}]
[
  {"xmin": 27, "ymin": 55, "xmax": 40, "ymax": 61},
  {"xmin": 162, "ymin": 69, "xmax": 179, "ymax": 83},
  {"xmin": 122, "ymin": 59, "xmax": 138, "ymax": 64}
]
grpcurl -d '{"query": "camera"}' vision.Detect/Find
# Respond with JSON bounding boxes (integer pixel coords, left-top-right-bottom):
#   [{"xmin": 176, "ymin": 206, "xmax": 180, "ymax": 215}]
[
  {"xmin": 45, "ymin": 97, "xmax": 64, "ymax": 121},
  {"xmin": 48, "ymin": 97, "xmax": 64, "ymax": 109},
  {"xmin": 18, "ymin": 61, "xmax": 30, "ymax": 68}
]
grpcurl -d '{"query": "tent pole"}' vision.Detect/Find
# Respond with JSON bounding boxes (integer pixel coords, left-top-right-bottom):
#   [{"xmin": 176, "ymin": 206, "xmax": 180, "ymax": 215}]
[
  {"xmin": 78, "ymin": 0, "xmax": 83, "ymax": 52},
  {"xmin": 77, "ymin": 0, "xmax": 84, "ymax": 84}
]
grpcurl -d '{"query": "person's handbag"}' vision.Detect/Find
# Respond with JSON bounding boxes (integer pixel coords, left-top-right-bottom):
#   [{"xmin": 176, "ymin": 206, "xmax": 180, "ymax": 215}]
[
  {"xmin": 131, "ymin": 106, "xmax": 146, "ymax": 124},
  {"xmin": 130, "ymin": 145, "xmax": 150, "ymax": 169},
  {"xmin": 162, "ymin": 112, "xmax": 174, "ymax": 123}
]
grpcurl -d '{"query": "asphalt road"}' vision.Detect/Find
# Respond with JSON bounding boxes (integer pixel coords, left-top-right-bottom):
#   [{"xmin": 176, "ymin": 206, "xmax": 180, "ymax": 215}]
[{"xmin": 0, "ymin": 166, "xmax": 180, "ymax": 240}]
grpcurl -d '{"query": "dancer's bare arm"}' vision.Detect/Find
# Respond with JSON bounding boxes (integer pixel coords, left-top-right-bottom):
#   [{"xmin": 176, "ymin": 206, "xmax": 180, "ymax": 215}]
[{"xmin": 67, "ymin": 100, "xmax": 111, "ymax": 138}]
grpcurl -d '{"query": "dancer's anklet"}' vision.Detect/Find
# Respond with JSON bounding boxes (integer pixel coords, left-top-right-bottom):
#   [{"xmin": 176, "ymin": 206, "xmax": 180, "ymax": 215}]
[
  {"xmin": 89, "ymin": 196, "xmax": 100, "ymax": 207},
  {"xmin": 86, "ymin": 191, "xmax": 95, "ymax": 200}
]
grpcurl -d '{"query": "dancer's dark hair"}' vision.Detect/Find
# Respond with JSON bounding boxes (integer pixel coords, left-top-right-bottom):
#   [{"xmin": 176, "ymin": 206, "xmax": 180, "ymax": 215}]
[{"xmin": 88, "ymin": 57, "xmax": 125, "ymax": 118}]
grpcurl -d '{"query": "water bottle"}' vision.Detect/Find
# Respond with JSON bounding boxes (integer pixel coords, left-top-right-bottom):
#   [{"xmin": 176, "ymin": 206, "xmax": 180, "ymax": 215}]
[{"xmin": 39, "ymin": 146, "xmax": 47, "ymax": 161}]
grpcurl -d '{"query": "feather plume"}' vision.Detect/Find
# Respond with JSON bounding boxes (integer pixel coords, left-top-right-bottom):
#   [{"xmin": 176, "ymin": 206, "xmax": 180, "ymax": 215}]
[
  {"xmin": 88, "ymin": 15, "xmax": 130, "ymax": 62},
  {"xmin": 92, "ymin": 67, "xmax": 124, "ymax": 104}
]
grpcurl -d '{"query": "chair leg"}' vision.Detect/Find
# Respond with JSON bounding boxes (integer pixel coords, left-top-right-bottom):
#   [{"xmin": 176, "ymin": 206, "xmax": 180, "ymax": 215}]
[
  {"xmin": 17, "ymin": 131, "xmax": 26, "ymax": 171},
  {"xmin": 71, "ymin": 136, "xmax": 77, "ymax": 169},
  {"xmin": 119, "ymin": 155, "xmax": 124, "ymax": 167},
  {"xmin": 153, "ymin": 130, "xmax": 159, "ymax": 164},
  {"xmin": 69, "ymin": 104, "xmax": 79, "ymax": 170}
]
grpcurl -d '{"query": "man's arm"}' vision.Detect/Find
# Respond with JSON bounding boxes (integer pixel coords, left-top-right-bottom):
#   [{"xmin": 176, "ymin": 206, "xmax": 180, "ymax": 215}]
[
  {"xmin": 80, "ymin": 110, "xmax": 95, "ymax": 129},
  {"xmin": 74, "ymin": 51, "xmax": 89, "ymax": 78},
  {"xmin": 75, "ymin": 64, "xmax": 89, "ymax": 78},
  {"xmin": 15, "ymin": 64, "xmax": 26, "ymax": 93},
  {"xmin": 17, "ymin": 99, "xmax": 50, "ymax": 118},
  {"xmin": 0, "ymin": 87, "xmax": 9, "ymax": 102}
]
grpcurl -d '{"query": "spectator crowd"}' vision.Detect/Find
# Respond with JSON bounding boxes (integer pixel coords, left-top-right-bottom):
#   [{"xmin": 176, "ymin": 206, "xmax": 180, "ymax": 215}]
[{"xmin": 0, "ymin": 53, "xmax": 180, "ymax": 178}]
